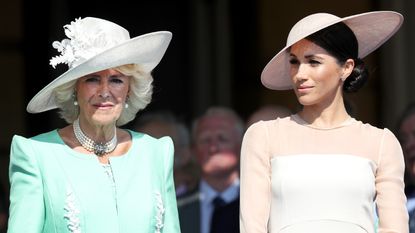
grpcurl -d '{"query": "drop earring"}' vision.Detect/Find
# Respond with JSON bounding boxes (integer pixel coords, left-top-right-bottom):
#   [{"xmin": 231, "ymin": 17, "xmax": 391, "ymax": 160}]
[
  {"xmin": 73, "ymin": 92, "xmax": 78, "ymax": 106},
  {"xmin": 125, "ymin": 96, "xmax": 129, "ymax": 109}
]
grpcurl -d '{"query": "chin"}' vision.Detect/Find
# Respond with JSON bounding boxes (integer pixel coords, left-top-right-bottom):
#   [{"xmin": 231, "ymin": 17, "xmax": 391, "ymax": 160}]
[
  {"xmin": 297, "ymin": 96, "xmax": 319, "ymax": 106},
  {"xmin": 207, "ymin": 168, "xmax": 234, "ymax": 178},
  {"xmin": 205, "ymin": 162, "xmax": 238, "ymax": 174},
  {"xmin": 90, "ymin": 114, "xmax": 120, "ymax": 126}
]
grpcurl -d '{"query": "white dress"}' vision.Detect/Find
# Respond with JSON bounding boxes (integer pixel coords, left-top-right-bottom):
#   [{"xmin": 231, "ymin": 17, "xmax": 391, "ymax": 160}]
[
  {"xmin": 270, "ymin": 154, "xmax": 375, "ymax": 233},
  {"xmin": 240, "ymin": 115, "xmax": 408, "ymax": 233}
]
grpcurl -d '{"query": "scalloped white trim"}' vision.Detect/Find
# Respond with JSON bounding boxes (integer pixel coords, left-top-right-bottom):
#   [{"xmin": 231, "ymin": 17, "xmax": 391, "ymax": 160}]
[
  {"xmin": 64, "ymin": 187, "xmax": 81, "ymax": 233},
  {"xmin": 155, "ymin": 191, "xmax": 165, "ymax": 233}
]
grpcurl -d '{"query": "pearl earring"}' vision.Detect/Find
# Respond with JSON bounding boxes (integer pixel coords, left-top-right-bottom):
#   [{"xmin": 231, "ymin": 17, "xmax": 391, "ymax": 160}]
[
  {"xmin": 125, "ymin": 95, "xmax": 129, "ymax": 109},
  {"xmin": 72, "ymin": 92, "xmax": 78, "ymax": 106}
]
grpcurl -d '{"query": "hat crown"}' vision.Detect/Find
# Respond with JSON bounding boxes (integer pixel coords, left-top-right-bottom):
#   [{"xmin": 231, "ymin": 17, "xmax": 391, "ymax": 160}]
[
  {"xmin": 50, "ymin": 17, "xmax": 131, "ymax": 69},
  {"xmin": 287, "ymin": 13, "xmax": 340, "ymax": 46}
]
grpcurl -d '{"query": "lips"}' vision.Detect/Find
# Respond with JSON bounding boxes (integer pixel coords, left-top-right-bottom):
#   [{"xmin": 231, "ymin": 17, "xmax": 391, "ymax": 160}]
[
  {"xmin": 93, "ymin": 102, "xmax": 114, "ymax": 108},
  {"xmin": 296, "ymin": 85, "xmax": 313, "ymax": 93}
]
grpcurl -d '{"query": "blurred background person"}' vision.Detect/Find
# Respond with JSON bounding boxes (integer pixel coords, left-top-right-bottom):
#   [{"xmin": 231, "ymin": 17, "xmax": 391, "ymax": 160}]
[
  {"xmin": 397, "ymin": 102, "xmax": 415, "ymax": 232},
  {"xmin": 134, "ymin": 110, "xmax": 200, "ymax": 197},
  {"xmin": 178, "ymin": 106, "xmax": 244, "ymax": 233},
  {"xmin": 246, "ymin": 104, "xmax": 292, "ymax": 127},
  {"xmin": 0, "ymin": 179, "xmax": 7, "ymax": 233}
]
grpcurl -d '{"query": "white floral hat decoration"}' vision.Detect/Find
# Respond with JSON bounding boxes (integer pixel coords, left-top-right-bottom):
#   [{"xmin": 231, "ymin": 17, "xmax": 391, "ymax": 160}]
[
  {"xmin": 261, "ymin": 11, "xmax": 403, "ymax": 90},
  {"xmin": 27, "ymin": 17, "xmax": 172, "ymax": 113}
]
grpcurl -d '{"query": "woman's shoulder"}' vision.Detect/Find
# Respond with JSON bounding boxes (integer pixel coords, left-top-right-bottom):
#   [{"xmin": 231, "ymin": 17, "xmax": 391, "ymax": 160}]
[
  {"xmin": 247, "ymin": 115, "xmax": 292, "ymax": 131},
  {"xmin": 127, "ymin": 130, "xmax": 174, "ymax": 158},
  {"xmin": 10, "ymin": 130, "xmax": 62, "ymax": 163},
  {"xmin": 12, "ymin": 129, "xmax": 59, "ymax": 145},
  {"xmin": 244, "ymin": 116, "xmax": 293, "ymax": 143},
  {"xmin": 355, "ymin": 120, "xmax": 395, "ymax": 138},
  {"xmin": 128, "ymin": 130, "xmax": 173, "ymax": 145},
  {"xmin": 127, "ymin": 130, "xmax": 174, "ymax": 168}
]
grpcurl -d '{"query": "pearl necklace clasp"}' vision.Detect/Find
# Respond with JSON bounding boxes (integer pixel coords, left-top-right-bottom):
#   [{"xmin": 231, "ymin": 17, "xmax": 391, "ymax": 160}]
[{"xmin": 73, "ymin": 118, "xmax": 117, "ymax": 157}]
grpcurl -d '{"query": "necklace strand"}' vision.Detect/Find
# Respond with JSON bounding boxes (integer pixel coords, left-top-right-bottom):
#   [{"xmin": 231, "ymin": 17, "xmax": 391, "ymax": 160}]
[{"xmin": 73, "ymin": 118, "xmax": 117, "ymax": 157}]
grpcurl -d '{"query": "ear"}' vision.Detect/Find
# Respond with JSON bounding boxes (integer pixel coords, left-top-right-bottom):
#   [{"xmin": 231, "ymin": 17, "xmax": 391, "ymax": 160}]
[
  {"xmin": 127, "ymin": 89, "xmax": 131, "ymax": 102},
  {"xmin": 127, "ymin": 79, "xmax": 131, "ymax": 94},
  {"xmin": 341, "ymin": 58, "xmax": 355, "ymax": 81}
]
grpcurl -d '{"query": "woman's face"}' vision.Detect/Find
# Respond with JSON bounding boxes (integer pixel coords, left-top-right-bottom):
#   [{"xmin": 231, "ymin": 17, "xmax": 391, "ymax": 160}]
[
  {"xmin": 289, "ymin": 39, "xmax": 348, "ymax": 107},
  {"xmin": 76, "ymin": 69, "xmax": 130, "ymax": 126}
]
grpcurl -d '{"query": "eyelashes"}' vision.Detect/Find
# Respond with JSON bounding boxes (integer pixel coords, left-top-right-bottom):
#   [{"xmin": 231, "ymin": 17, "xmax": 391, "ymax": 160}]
[
  {"xmin": 289, "ymin": 58, "xmax": 299, "ymax": 65},
  {"xmin": 289, "ymin": 58, "xmax": 322, "ymax": 66},
  {"xmin": 83, "ymin": 76, "xmax": 127, "ymax": 84}
]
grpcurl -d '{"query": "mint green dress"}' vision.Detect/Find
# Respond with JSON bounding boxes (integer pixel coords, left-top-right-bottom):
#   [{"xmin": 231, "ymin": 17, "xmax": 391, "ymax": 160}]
[{"xmin": 8, "ymin": 130, "xmax": 181, "ymax": 233}]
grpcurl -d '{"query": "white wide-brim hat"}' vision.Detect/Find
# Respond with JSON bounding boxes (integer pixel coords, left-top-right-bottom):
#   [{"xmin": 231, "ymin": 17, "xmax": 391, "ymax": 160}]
[
  {"xmin": 27, "ymin": 17, "xmax": 172, "ymax": 113},
  {"xmin": 261, "ymin": 11, "xmax": 403, "ymax": 90}
]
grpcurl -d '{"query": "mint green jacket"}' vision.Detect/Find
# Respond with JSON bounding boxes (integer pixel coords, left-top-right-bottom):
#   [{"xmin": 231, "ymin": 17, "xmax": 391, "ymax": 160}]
[{"xmin": 8, "ymin": 130, "xmax": 181, "ymax": 233}]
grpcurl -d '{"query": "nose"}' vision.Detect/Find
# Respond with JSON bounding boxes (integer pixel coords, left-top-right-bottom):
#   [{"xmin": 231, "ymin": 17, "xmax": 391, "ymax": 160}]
[
  {"xmin": 208, "ymin": 140, "xmax": 220, "ymax": 154},
  {"xmin": 295, "ymin": 64, "xmax": 309, "ymax": 80},
  {"xmin": 98, "ymin": 80, "xmax": 110, "ymax": 99}
]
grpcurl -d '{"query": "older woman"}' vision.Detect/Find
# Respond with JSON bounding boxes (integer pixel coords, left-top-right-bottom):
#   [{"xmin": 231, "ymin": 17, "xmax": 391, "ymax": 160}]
[{"xmin": 8, "ymin": 17, "xmax": 180, "ymax": 233}]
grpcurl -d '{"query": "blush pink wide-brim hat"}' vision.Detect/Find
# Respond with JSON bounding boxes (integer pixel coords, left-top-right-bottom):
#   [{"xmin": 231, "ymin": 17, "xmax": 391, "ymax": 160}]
[
  {"xmin": 27, "ymin": 17, "xmax": 172, "ymax": 113},
  {"xmin": 261, "ymin": 11, "xmax": 403, "ymax": 90}
]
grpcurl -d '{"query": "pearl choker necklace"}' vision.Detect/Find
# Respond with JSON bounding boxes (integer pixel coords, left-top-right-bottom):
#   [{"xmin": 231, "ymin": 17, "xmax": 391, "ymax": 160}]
[{"xmin": 73, "ymin": 118, "xmax": 117, "ymax": 157}]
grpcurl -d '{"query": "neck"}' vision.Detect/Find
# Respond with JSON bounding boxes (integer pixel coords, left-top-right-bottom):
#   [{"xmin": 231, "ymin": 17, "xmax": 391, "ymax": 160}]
[
  {"xmin": 299, "ymin": 95, "xmax": 350, "ymax": 128},
  {"xmin": 203, "ymin": 171, "xmax": 239, "ymax": 193},
  {"xmin": 78, "ymin": 118, "xmax": 117, "ymax": 142}
]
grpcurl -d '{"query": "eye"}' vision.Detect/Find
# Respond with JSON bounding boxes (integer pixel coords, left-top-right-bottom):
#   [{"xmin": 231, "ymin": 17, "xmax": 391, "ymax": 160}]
[
  {"xmin": 196, "ymin": 136, "xmax": 210, "ymax": 146},
  {"xmin": 289, "ymin": 58, "xmax": 299, "ymax": 65},
  {"xmin": 218, "ymin": 133, "xmax": 231, "ymax": 143},
  {"xmin": 109, "ymin": 75, "xmax": 127, "ymax": 84},
  {"xmin": 309, "ymin": 59, "xmax": 321, "ymax": 67},
  {"xmin": 84, "ymin": 76, "xmax": 99, "ymax": 82},
  {"xmin": 110, "ymin": 78, "xmax": 124, "ymax": 84}
]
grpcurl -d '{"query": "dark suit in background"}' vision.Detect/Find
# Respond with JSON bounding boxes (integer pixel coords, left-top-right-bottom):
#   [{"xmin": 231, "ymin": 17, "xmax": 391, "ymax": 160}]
[
  {"xmin": 210, "ymin": 198, "xmax": 240, "ymax": 233},
  {"xmin": 178, "ymin": 191, "xmax": 200, "ymax": 233},
  {"xmin": 178, "ymin": 190, "xmax": 240, "ymax": 233}
]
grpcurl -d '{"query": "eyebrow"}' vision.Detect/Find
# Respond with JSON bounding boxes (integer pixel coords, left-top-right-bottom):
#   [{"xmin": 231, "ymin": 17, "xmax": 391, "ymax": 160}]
[
  {"xmin": 84, "ymin": 74, "xmax": 100, "ymax": 77},
  {"xmin": 85, "ymin": 74, "xmax": 125, "ymax": 78},
  {"xmin": 289, "ymin": 53, "xmax": 324, "ymax": 60}
]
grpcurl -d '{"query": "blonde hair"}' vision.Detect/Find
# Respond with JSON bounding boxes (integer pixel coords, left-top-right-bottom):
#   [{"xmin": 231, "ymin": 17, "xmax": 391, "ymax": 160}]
[{"xmin": 53, "ymin": 64, "xmax": 153, "ymax": 126}]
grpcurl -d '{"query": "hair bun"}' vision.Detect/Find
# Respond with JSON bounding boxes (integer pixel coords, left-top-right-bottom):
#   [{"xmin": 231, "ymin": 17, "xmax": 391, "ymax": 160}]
[{"xmin": 343, "ymin": 58, "xmax": 369, "ymax": 93}]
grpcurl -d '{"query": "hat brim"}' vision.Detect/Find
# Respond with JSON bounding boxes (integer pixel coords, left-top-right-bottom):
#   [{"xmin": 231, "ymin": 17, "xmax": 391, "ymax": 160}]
[
  {"xmin": 261, "ymin": 11, "xmax": 403, "ymax": 90},
  {"xmin": 27, "ymin": 31, "xmax": 172, "ymax": 113}
]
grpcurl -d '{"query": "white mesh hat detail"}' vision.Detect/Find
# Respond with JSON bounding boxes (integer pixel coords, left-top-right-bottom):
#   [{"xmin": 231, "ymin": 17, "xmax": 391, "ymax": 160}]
[{"xmin": 27, "ymin": 17, "xmax": 172, "ymax": 113}]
